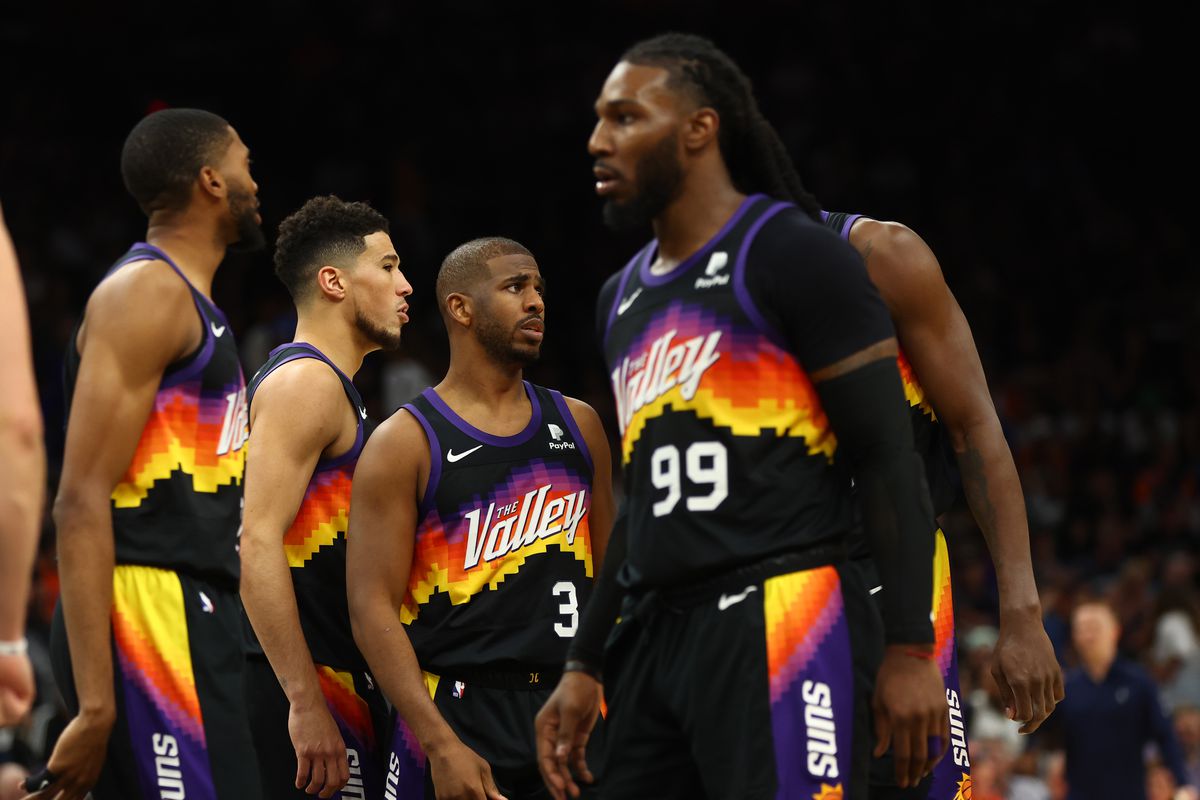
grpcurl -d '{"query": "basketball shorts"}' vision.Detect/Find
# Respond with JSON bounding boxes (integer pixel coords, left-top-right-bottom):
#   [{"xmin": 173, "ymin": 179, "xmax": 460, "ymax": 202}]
[
  {"xmin": 600, "ymin": 552, "xmax": 874, "ymax": 799},
  {"xmin": 50, "ymin": 564, "xmax": 262, "ymax": 799},
  {"xmin": 859, "ymin": 530, "xmax": 973, "ymax": 800},
  {"xmin": 244, "ymin": 655, "xmax": 391, "ymax": 799}
]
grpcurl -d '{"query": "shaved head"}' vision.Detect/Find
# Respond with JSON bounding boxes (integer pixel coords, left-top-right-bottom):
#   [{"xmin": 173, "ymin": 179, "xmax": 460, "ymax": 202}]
[{"xmin": 436, "ymin": 237, "xmax": 533, "ymax": 317}]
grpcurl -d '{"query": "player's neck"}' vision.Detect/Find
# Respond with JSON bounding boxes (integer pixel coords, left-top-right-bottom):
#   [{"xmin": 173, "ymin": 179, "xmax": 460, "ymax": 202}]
[
  {"xmin": 438, "ymin": 356, "xmax": 529, "ymax": 435},
  {"xmin": 144, "ymin": 217, "xmax": 227, "ymax": 297},
  {"xmin": 292, "ymin": 317, "xmax": 370, "ymax": 380},
  {"xmin": 651, "ymin": 176, "xmax": 744, "ymax": 267}
]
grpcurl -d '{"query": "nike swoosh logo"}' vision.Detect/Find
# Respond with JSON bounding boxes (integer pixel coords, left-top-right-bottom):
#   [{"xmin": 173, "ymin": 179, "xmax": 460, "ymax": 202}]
[
  {"xmin": 617, "ymin": 288, "xmax": 642, "ymax": 315},
  {"xmin": 211, "ymin": 323, "xmax": 226, "ymax": 337},
  {"xmin": 717, "ymin": 585, "xmax": 757, "ymax": 611},
  {"xmin": 446, "ymin": 444, "xmax": 483, "ymax": 463},
  {"xmin": 359, "ymin": 406, "xmax": 368, "ymax": 419}
]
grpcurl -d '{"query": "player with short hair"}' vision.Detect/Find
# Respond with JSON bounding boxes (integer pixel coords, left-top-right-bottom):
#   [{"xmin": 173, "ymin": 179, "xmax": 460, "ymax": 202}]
[
  {"xmin": 239, "ymin": 195, "xmax": 412, "ymax": 800},
  {"xmin": 348, "ymin": 236, "xmax": 613, "ymax": 800},
  {"xmin": 36, "ymin": 107, "xmax": 264, "ymax": 800}
]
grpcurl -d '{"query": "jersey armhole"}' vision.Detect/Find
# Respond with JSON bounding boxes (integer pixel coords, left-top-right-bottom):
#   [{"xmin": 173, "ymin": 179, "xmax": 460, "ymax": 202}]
[
  {"xmin": 730, "ymin": 201, "xmax": 794, "ymax": 353},
  {"xmin": 601, "ymin": 246, "xmax": 648, "ymax": 347},
  {"xmin": 402, "ymin": 404, "xmax": 441, "ymax": 518},
  {"xmin": 549, "ymin": 391, "xmax": 594, "ymax": 476}
]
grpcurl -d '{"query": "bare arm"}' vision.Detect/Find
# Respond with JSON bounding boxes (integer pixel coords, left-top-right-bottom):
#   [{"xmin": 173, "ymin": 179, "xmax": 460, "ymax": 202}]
[
  {"xmin": 240, "ymin": 360, "xmax": 351, "ymax": 796},
  {"xmin": 45, "ymin": 260, "xmax": 198, "ymax": 798},
  {"xmin": 0, "ymin": 205, "xmax": 43, "ymax": 726},
  {"xmin": 346, "ymin": 412, "xmax": 504, "ymax": 800},
  {"xmin": 852, "ymin": 219, "xmax": 1063, "ymax": 731},
  {"xmin": 0, "ymin": 207, "xmax": 43, "ymax": 641},
  {"xmin": 563, "ymin": 398, "xmax": 613, "ymax": 572}
]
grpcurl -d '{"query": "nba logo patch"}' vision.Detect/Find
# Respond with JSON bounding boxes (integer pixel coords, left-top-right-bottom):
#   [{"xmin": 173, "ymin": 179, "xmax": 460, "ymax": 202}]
[{"xmin": 452, "ymin": 681, "xmax": 465, "ymax": 699}]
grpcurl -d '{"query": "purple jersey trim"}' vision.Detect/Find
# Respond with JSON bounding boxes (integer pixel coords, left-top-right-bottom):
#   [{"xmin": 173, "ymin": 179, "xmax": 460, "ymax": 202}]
[
  {"xmin": 403, "ymin": 403, "xmax": 442, "ymax": 518},
  {"xmin": 819, "ymin": 210, "xmax": 829, "ymax": 222},
  {"xmin": 638, "ymin": 194, "xmax": 765, "ymax": 287},
  {"xmin": 838, "ymin": 213, "xmax": 862, "ymax": 240},
  {"xmin": 420, "ymin": 381, "xmax": 543, "ymax": 448},
  {"xmin": 249, "ymin": 343, "xmax": 366, "ymax": 470},
  {"xmin": 113, "ymin": 243, "xmax": 221, "ymax": 390},
  {"xmin": 602, "ymin": 245, "xmax": 650, "ymax": 345},
  {"xmin": 732, "ymin": 201, "xmax": 793, "ymax": 352},
  {"xmin": 549, "ymin": 390, "xmax": 594, "ymax": 475}
]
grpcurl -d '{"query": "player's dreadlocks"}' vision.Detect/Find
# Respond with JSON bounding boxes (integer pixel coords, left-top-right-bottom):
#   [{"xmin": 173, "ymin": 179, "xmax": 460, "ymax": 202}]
[{"xmin": 622, "ymin": 33, "xmax": 821, "ymax": 221}]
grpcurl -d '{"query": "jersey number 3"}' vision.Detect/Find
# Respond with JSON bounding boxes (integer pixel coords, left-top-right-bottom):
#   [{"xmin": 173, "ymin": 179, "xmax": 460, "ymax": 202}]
[
  {"xmin": 650, "ymin": 441, "xmax": 729, "ymax": 517},
  {"xmin": 552, "ymin": 582, "xmax": 578, "ymax": 637}
]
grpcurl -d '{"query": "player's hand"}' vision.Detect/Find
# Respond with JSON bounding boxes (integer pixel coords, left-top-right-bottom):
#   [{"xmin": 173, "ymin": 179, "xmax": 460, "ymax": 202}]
[
  {"xmin": 21, "ymin": 709, "xmax": 114, "ymax": 800},
  {"xmin": 289, "ymin": 700, "xmax": 350, "ymax": 798},
  {"xmin": 535, "ymin": 671, "xmax": 601, "ymax": 800},
  {"xmin": 427, "ymin": 739, "xmax": 507, "ymax": 800},
  {"xmin": 992, "ymin": 609, "xmax": 1064, "ymax": 734},
  {"xmin": 0, "ymin": 652, "xmax": 35, "ymax": 726},
  {"xmin": 873, "ymin": 645, "xmax": 949, "ymax": 789}
]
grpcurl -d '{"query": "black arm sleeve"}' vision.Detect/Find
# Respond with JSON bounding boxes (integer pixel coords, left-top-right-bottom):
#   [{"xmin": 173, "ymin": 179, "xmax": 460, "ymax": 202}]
[
  {"xmin": 745, "ymin": 211, "xmax": 934, "ymax": 643},
  {"xmin": 815, "ymin": 359, "xmax": 936, "ymax": 644},
  {"xmin": 566, "ymin": 503, "xmax": 627, "ymax": 670}
]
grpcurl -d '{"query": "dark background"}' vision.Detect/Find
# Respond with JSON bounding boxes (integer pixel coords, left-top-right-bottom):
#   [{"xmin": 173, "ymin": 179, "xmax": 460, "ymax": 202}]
[{"xmin": 3, "ymin": 3, "xmax": 1198, "ymax": 795}]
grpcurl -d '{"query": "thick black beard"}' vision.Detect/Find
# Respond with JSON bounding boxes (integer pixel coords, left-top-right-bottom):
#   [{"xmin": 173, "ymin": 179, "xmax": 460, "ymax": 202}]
[
  {"xmin": 227, "ymin": 187, "xmax": 266, "ymax": 253},
  {"xmin": 476, "ymin": 313, "xmax": 540, "ymax": 367},
  {"xmin": 601, "ymin": 132, "xmax": 683, "ymax": 233},
  {"xmin": 354, "ymin": 306, "xmax": 402, "ymax": 351}
]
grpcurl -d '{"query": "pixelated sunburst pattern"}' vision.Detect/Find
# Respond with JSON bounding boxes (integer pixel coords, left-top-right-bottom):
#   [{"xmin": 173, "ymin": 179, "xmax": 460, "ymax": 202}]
[
  {"xmin": 283, "ymin": 463, "xmax": 354, "ymax": 567},
  {"xmin": 896, "ymin": 349, "xmax": 936, "ymax": 420},
  {"xmin": 403, "ymin": 460, "xmax": 592, "ymax": 623},
  {"xmin": 318, "ymin": 666, "xmax": 375, "ymax": 751},
  {"xmin": 615, "ymin": 300, "xmax": 835, "ymax": 465},
  {"xmin": 932, "ymin": 529, "xmax": 956, "ymax": 677},
  {"xmin": 764, "ymin": 566, "xmax": 842, "ymax": 702},
  {"xmin": 111, "ymin": 379, "xmax": 246, "ymax": 507}
]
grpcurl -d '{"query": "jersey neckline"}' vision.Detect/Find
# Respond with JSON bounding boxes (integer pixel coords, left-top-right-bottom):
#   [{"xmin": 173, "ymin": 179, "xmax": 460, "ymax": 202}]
[
  {"xmin": 637, "ymin": 193, "xmax": 764, "ymax": 287},
  {"xmin": 421, "ymin": 380, "xmax": 543, "ymax": 447}
]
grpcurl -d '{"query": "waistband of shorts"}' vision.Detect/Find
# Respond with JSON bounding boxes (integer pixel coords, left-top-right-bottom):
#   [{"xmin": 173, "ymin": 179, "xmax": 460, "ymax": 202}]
[
  {"xmin": 630, "ymin": 542, "xmax": 845, "ymax": 612},
  {"xmin": 430, "ymin": 664, "xmax": 563, "ymax": 691}
]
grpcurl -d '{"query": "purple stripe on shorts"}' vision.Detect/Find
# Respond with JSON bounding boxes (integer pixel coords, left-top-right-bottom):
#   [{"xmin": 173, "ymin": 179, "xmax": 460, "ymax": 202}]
[
  {"xmin": 929, "ymin": 645, "xmax": 972, "ymax": 798},
  {"xmin": 421, "ymin": 381, "xmax": 542, "ymax": 447},
  {"xmin": 385, "ymin": 714, "xmax": 427, "ymax": 800},
  {"xmin": 768, "ymin": 576, "xmax": 853, "ymax": 798},
  {"xmin": 118, "ymin": 651, "xmax": 217, "ymax": 800}
]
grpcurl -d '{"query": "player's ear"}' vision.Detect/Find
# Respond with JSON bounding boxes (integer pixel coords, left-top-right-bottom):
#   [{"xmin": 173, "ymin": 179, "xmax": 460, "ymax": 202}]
[
  {"xmin": 198, "ymin": 165, "xmax": 226, "ymax": 199},
  {"xmin": 684, "ymin": 107, "xmax": 719, "ymax": 153},
  {"xmin": 445, "ymin": 292, "xmax": 472, "ymax": 328},
  {"xmin": 316, "ymin": 265, "xmax": 346, "ymax": 301}
]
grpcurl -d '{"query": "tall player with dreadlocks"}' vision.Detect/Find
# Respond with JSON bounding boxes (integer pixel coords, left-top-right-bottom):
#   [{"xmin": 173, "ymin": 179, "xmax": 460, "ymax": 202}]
[{"xmin": 537, "ymin": 33, "xmax": 946, "ymax": 799}]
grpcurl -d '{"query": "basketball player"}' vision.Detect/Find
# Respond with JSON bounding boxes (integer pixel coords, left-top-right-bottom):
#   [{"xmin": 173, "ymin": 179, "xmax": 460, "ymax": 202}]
[
  {"xmin": 0, "ymin": 202, "xmax": 43, "ymax": 727},
  {"xmin": 347, "ymin": 237, "xmax": 613, "ymax": 800},
  {"xmin": 536, "ymin": 33, "xmax": 946, "ymax": 799},
  {"xmin": 30, "ymin": 109, "xmax": 264, "ymax": 799},
  {"xmin": 819, "ymin": 210, "xmax": 1064, "ymax": 798},
  {"xmin": 239, "ymin": 196, "xmax": 412, "ymax": 799}
]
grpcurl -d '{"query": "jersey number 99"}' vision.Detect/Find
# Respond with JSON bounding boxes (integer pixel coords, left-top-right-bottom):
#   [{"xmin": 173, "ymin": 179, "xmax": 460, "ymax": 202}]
[{"xmin": 650, "ymin": 441, "xmax": 729, "ymax": 517}]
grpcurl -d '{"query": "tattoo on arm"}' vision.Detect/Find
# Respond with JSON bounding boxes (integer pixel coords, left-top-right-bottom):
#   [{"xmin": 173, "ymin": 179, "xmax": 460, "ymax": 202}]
[
  {"xmin": 959, "ymin": 441, "xmax": 998, "ymax": 539},
  {"xmin": 861, "ymin": 240, "xmax": 873, "ymax": 265}
]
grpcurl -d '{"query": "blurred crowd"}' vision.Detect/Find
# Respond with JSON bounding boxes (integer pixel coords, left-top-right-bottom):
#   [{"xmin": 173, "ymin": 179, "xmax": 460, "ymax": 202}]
[{"xmin": 2, "ymin": 4, "xmax": 1195, "ymax": 798}]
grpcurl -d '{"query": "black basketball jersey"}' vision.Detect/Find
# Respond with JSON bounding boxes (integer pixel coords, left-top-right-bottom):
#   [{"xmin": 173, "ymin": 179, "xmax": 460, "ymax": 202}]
[
  {"xmin": 600, "ymin": 194, "xmax": 898, "ymax": 589},
  {"xmin": 242, "ymin": 343, "xmax": 370, "ymax": 671},
  {"xmin": 401, "ymin": 382, "xmax": 595, "ymax": 670},
  {"xmin": 820, "ymin": 211, "xmax": 959, "ymax": 518},
  {"xmin": 64, "ymin": 243, "xmax": 248, "ymax": 586}
]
